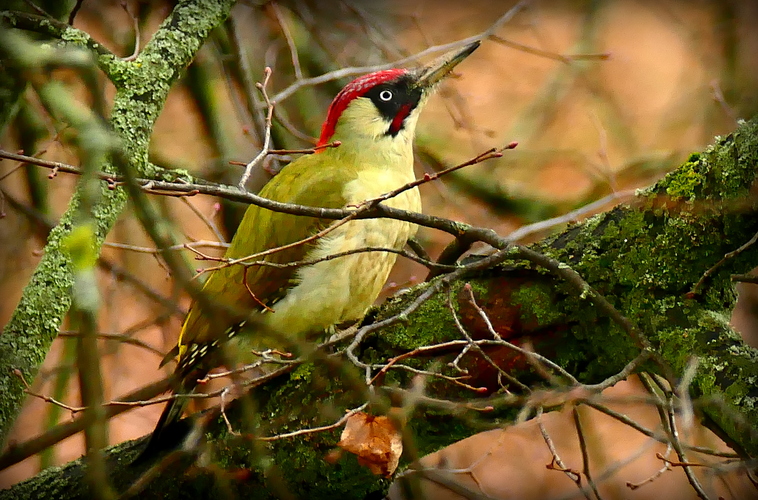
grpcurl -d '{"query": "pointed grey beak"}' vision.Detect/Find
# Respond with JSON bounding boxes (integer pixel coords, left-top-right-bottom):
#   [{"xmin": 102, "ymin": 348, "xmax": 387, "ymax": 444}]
[{"xmin": 414, "ymin": 41, "xmax": 480, "ymax": 90}]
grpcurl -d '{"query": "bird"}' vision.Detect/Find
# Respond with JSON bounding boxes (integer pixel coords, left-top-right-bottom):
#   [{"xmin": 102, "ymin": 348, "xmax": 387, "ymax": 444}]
[{"xmin": 139, "ymin": 41, "xmax": 480, "ymax": 458}]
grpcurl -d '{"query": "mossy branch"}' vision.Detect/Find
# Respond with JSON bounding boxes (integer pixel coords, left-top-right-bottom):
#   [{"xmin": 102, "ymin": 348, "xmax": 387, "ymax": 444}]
[
  {"xmin": 4, "ymin": 118, "xmax": 757, "ymax": 499},
  {"xmin": 0, "ymin": 10, "xmax": 118, "ymax": 69},
  {"xmin": 0, "ymin": 0, "xmax": 235, "ymax": 447}
]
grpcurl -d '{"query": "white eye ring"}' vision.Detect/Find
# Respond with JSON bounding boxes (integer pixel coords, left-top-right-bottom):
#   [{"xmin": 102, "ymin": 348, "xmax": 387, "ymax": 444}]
[{"xmin": 379, "ymin": 89, "xmax": 393, "ymax": 102}]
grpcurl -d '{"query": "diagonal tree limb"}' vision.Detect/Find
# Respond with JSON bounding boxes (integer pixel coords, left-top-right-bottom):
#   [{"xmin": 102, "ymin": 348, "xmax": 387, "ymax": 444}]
[{"xmin": 0, "ymin": 0, "xmax": 236, "ymax": 447}]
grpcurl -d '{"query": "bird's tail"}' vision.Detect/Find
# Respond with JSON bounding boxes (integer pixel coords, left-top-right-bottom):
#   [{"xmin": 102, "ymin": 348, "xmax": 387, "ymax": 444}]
[
  {"xmin": 131, "ymin": 374, "xmax": 197, "ymax": 465},
  {"xmin": 133, "ymin": 322, "xmax": 242, "ymax": 465}
]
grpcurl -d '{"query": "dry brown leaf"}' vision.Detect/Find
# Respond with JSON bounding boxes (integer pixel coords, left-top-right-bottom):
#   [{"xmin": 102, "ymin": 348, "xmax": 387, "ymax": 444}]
[{"xmin": 338, "ymin": 411, "xmax": 403, "ymax": 477}]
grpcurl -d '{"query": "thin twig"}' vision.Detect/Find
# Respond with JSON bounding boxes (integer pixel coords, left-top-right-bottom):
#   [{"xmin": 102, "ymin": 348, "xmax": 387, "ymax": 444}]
[
  {"xmin": 656, "ymin": 452, "xmax": 710, "ymax": 469},
  {"xmin": 272, "ymin": 103, "xmax": 318, "ymax": 142},
  {"xmin": 198, "ymin": 350, "xmax": 296, "ymax": 382},
  {"xmin": 257, "ymin": 403, "xmax": 368, "ymax": 441},
  {"xmin": 271, "ymin": 2, "xmax": 303, "ymax": 80},
  {"xmin": 690, "ymin": 229, "xmax": 758, "ymax": 296},
  {"xmin": 180, "ymin": 197, "xmax": 226, "ymax": 243},
  {"xmin": 506, "ymin": 190, "xmax": 636, "ymax": 242},
  {"xmin": 0, "ymin": 377, "xmax": 173, "ymax": 470},
  {"xmin": 219, "ymin": 386, "xmax": 240, "ymax": 436},
  {"xmin": 572, "ymin": 407, "xmax": 604, "ymax": 500},
  {"xmin": 103, "ymin": 240, "xmax": 228, "ymax": 254},
  {"xmin": 464, "ymin": 284, "xmax": 579, "ymax": 384},
  {"xmin": 206, "ymin": 246, "xmax": 455, "ymax": 273},
  {"xmin": 21, "ymin": 0, "xmax": 51, "ymax": 17},
  {"xmin": 68, "ymin": 0, "xmax": 85, "ymax": 24},
  {"xmin": 447, "ymin": 287, "xmax": 530, "ymax": 392},
  {"xmin": 366, "ymin": 339, "xmax": 486, "ymax": 393},
  {"xmin": 239, "ymin": 67, "xmax": 274, "ymax": 189},
  {"xmin": 12, "ymin": 369, "xmax": 84, "ymax": 414},
  {"xmin": 537, "ymin": 408, "xmax": 587, "ymax": 497},
  {"xmin": 267, "ymin": 0, "xmax": 530, "ymax": 104},
  {"xmin": 626, "ymin": 444, "xmax": 672, "ymax": 490},
  {"xmin": 490, "ymin": 34, "xmax": 611, "ymax": 63},
  {"xmin": 580, "ymin": 400, "xmax": 737, "ymax": 458},
  {"xmin": 676, "ymin": 357, "xmax": 699, "ymax": 434},
  {"xmin": 58, "ymin": 331, "xmax": 165, "ymax": 358},
  {"xmin": 665, "ymin": 390, "xmax": 713, "ymax": 499},
  {"xmin": 580, "ymin": 351, "xmax": 650, "ymax": 392},
  {"xmin": 344, "ymin": 247, "xmax": 519, "ymax": 369},
  {"xmin": 223, "ymin": 17, "xmax": 264, "ymax": 143},
  {"xmin": 355, "ymin": 144, "xmax": 516, "ymax": 209},
  {"xmin": 200, "ymin": 209, "xmax": 362, "ymax": 273},
  {"xmin": 120, "ymin": 0, "xmax": 141, "ymax": 61}
]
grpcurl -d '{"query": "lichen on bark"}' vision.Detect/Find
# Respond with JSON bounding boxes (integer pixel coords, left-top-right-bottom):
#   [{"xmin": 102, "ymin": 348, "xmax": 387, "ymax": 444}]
[{"xmin": 0, "ymin": 0, "xmax": 236, "ymax": 448}]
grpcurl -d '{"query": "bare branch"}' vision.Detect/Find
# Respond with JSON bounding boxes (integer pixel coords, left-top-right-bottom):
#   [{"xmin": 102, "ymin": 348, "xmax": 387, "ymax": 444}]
[
  {"xmin": 239, "ymin": 67, "xmax": 274, "ymax": 189},
  {"xmin": 267, "ymin": 0, "xmax": 530, "ymax": 104},
  {"xmin": 257, "ymin": 404, "xmax": 368, "ymax": 442},
  {"xmin": 572, "ymin": 407, "xmax": 604, "ymax": 500},
  {"xmin": 537, "ymin": 408, "xmax": 587, "ymax": 497}
]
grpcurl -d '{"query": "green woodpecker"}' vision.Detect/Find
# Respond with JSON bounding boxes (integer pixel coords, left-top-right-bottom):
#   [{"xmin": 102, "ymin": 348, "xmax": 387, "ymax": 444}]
[{"xmin": 141, "ymin": 41, "xmax": 479, "ymax": 455}]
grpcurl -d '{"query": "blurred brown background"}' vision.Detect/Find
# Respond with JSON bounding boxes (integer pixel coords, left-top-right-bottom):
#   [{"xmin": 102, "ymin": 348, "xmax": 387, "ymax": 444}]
[{"xmin": 0, "ymin": 0, "xmax": 756, "ymax": 492}]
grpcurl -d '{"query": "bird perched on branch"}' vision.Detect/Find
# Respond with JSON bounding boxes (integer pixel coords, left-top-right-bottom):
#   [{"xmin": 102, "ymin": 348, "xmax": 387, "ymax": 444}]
[{"xmin": 139, "ymin": 41, "xmax": 480, "ymax": 458}]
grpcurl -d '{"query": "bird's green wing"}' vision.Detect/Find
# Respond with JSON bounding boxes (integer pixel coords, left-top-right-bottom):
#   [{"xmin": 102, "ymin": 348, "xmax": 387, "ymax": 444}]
[
  {"xmin": 178, "ymin": 152, "xmax": 355, "ymax": 349},
  {"xmin": 143, "ymin": 153, "xmax": 357, "ymax": 458}
]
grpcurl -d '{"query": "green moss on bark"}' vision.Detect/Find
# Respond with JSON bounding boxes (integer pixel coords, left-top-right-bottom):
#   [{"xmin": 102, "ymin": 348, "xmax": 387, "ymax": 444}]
[
  {"xmin": 0, "ymin": 0, "xmax": 235, "ymax": 446},
  {"xmin": 4, "ymin": 72, "xmax": 758, "ymax": 500}
]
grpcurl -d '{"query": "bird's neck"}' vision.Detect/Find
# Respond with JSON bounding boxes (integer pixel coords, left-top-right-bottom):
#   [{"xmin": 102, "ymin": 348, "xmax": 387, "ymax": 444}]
[
  {"xmin": 330, "ymin": 132, "xmax": 417, "ymax": 184},
  {"xmin": 341, "ymin": 134, "xmax": 412, "ymax": 164},
  {"xmin": 326, "ymin": 98, "xmax": 420, "ymax": 180}
]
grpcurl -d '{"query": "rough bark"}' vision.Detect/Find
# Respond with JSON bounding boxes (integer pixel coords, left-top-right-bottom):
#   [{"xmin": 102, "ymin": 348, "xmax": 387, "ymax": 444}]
[
  {"xmin": 0, "ymin": 0, "xmax": 235, "ymax": 447},
  {"xmin": 3, "ymin": 118, "xmax": 757, "ymax": 499}
]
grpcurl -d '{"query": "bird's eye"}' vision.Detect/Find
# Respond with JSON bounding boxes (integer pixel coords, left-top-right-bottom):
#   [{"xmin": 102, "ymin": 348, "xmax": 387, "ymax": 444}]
[{"xmin": 379, "ymin": 89, "xmax": 393, "ymax": 102}]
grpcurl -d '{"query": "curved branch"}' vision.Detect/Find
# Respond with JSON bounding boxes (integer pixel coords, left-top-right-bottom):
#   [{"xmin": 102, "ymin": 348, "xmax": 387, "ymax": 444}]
[{"xmin": 0, "ymin": 10, "xmax": 118, "ymax": 69}]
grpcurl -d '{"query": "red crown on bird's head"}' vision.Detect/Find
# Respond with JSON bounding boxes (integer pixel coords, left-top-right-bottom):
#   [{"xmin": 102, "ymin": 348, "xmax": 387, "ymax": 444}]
[{"xmin": 317, "ymin": 68, "xmax": 408, "ymax": 147}]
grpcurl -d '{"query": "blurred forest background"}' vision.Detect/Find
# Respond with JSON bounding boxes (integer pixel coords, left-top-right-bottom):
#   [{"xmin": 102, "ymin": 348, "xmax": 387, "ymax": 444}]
[{"xmin": 0, "ymin": 0, "xmax": 757, "ymax": 495}]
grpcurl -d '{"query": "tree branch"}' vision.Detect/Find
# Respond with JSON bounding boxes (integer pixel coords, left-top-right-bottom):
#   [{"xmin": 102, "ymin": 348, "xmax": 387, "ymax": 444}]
[
  {"xmin": 4, "ymin": 118, "xmax": 758, "ymax": 496},
  {"xmin": 0, "ymin": 0, "xmax": 236, "ymax": 447}
]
